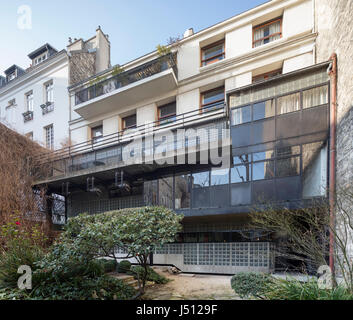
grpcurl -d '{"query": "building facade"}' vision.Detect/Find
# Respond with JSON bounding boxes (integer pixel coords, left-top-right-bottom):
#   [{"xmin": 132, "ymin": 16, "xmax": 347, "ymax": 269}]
[
  {"xmin": 0, "ymin": 28, "xmax": 111, "ymax": 150},
  {"xmin": 31, "ymin": 0, "xmax": 349, "ymax": 274}
]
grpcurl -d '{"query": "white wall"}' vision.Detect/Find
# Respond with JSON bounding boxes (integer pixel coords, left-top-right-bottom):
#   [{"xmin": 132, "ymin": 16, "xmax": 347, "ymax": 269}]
[{"xmin": 0, "ymin": 56, "xmax": 69, "ymax": 150}]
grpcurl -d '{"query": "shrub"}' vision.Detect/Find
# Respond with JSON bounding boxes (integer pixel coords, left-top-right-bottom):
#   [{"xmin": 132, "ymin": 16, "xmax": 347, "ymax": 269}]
[
  {"xmin": 264, "ymin": 278, "xmax": 353, "ymax": 300},
  {"xmin": 118, "ymin": 260, "xmax": 131, "ymax": 273},
  {"xmin": 231, "ymin": 272, "xmax": 273, "ymax": 299},
  {"xmin": 130, "ymin": 266, "xmax": 169, "ymax": 284},
  {"xmin": 99, "ymin": 259, "xmax": 118, "ymax": 273},
  {"xmin": 0, "ymin": 239, "xmax": 45, "ymax": 289},
  {"xmin": 29, "ymin": 275, "xmax": 136, "ymax": 300}
]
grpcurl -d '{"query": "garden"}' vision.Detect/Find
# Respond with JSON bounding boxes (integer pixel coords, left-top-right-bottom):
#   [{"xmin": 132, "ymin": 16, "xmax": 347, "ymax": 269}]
[{"xmin": 0, "ymin": 206, "xmax": 183, "ymax": 300}]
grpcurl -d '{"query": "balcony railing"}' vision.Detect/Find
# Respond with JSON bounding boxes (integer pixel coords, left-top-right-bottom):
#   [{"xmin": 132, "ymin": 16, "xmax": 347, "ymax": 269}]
[
  {"xmin": 22, "ymin": 111, "xmax": 33, "ymax": 122},
  {"xmin": 33, "ymin": 105, "xmax": 228, "ymax": 181},
  {"xmin": 74, "ymin": 53, "xmax": 177, "ymax": 106},
  {"xmin": 41, "ymin": 102, "xmax": 54, "ymax": 115}
]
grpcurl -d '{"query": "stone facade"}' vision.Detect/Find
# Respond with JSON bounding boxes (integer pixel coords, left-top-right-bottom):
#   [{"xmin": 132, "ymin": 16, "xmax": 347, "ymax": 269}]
[
  {"xmin": 315, "ymin": 0, "xmax": 353, "ymax": 189},
  {"xmin": 69, "ymin": 51, "xmax": 96, "ymax": 86}
]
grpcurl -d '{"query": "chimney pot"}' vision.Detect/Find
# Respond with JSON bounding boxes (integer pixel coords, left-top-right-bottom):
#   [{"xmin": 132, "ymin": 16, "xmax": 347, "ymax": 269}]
[{"xmin": 183, "ymin": 28, "xmax": 194, "ymax": 38}]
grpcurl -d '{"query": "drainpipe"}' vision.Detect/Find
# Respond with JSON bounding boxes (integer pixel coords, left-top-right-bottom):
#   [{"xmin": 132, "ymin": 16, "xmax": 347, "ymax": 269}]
[{"xmin": 328, "ymin": 53, "xmax": 337, "ymax": 275}]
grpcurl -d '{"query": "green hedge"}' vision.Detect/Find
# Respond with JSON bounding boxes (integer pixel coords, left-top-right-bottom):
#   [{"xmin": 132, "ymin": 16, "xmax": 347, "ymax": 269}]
[{"xmin": 129, "ymin": 266, "xmax": 168, "ymax": 284}]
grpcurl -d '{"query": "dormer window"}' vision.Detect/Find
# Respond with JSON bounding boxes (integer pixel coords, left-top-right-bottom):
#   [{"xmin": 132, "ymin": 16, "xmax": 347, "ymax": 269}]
[
  {"xmin": 201, "ymin": 40, "xmax": 225, "ymax": 67},
  {"xmin": 8, "ymin": 72, "xmax": 16, "ymax": 81},
  {"xmin": 33, "ymin": 52, "xmax": 48, "ymax": 66}
]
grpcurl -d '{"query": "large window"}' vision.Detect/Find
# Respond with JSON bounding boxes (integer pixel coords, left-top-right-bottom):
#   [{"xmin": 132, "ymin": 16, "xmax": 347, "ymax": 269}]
[
  {"xmin": 45, "ymin": 124, "xmax": 54, "ymax": 150},
  {"xmin": 253, "ymin": 18, "xmax": 282, "ymax": 48},
  {"xmin": 45, "ymin": 82, "xmax": 54, "ymax": 103},
  {"xmin": 277, "ymin": 92, "xmax": 300, "ymax": 115},
  {"xmin": 122, "ymin": 114, "xmax": 136, "ymax": 130},
  {"xmin": 200, "ymin": 87, "xmax": 225, "ymax": 113},
  {"xmin": 175, "ymin": 174, "xmax": 190, "ymax": 209},
  {"xmin": 26, "ymin": 91, "xmax": 34, "ymax": 112},
  {"xmin": 201, "ymin": 40, "xmax": 225, "ymax": 66},
  {"xmin": 303, "ymin": 86, "xmax": 328, "ymax": 109},
  {"xmin": 158, "ymin": 102, "xmax": 176, "ymax": 125}
]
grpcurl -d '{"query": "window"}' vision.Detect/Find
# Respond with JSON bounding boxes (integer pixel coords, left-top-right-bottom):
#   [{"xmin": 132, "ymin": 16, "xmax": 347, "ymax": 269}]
[
  {"xmin": 277, "ymin": 92, "xmax": 300, "ymax": 115},
  {"xmin": 158, "ymin": 102, "xmax": 176, "ymax": 125},
  {"xmin": 201, "ymin": 40, "xmax": 225, "ymax": 66},
  {"xmin": 45, "ymin": 82, "xmax": 54, "ymax": 103},
  {"xmin": 8, "ymin": 72, "xmax": 16, "ymax": 81},
  {"xmin": 253, "ymin": 18, "xmax": 282, "ymax": 48},
  {"xmin": 303, "ymin": 85, "xmax": 328, "ymax": 109},
  {"xmin": 252, "ymin": 69, "xmax": 282, "ymax": 83},
  {"xmin": 33, "ymin": 52, "xmax": 48, "ymax": 66},
  {"xmin": 45, "ymin": 125, "xmax": 54, "ymax": 150},
  {"xmin": 253, "ymin": 99, "xmax": 275, "ymax": 121},
  {"xmin": 231, "ymin": 105, "xmax": 251, "ymax": 125},
  {"xmin": 175, "ymin": 174, "xmax": 190, "ymax": 209},
  {"xmin": 122, "ymin": 114, "xmax": 136, "ymax": 130},
  {"xmin": 91, "ymin": 125, "xmax": 103, "ymax": 143},
  {"xmin": 211, "ymin": 168, "xmax": 229, "ymax": 186},
  {"xmin": 253, "ymin": 161, "xmax": 275, "ymax": 181},
  {"xmin": 200, "ymin": 87, "xmax": 225, "ymax": 112},
  {"xmin": 26, "ymin": 91, "xmax": 34, "ymax": 112}
]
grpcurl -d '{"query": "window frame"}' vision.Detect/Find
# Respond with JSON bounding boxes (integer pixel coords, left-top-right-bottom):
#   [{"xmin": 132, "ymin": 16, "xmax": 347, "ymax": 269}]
[
  {"xmin": 45, "ymin": 81, "xmax": 54, "ymax": 104},
  {"xmin": 158, "ymin": 102, "xmax": 177, "ymax": 125},
  {"xmin": 44, "ymin": 124, "xmax": 54, "ymax": 150},
  {"xmin": 91, "ymin": 125, "xmax": 103, "ymax": 143},
  {"xmin": 252, "ymin": 17, "xmax": 283, "ymax": 48},
  {"xmin": 122, "ymin": 114, "xmax": 137, "ymax": 130},
  {"xmin": 200, "ymin": 86, "xmax": 225, "ymax": 113},
  {"xmin": 200, "ymin": 39, "xmax": 225, "ymax": 67},
  {"xmin": 25, "ymin": 91, "xmax": 34, "ymax": 112},
  {"xmin": 252, "ymin": 68, "xmax": 283, "ymax": 83}
]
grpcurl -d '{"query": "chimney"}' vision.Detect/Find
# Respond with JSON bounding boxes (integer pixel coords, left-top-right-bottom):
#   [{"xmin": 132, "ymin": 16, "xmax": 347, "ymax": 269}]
[{"xmin": 183, "ymin": 28, "xmax": 194, "ymax": 38}]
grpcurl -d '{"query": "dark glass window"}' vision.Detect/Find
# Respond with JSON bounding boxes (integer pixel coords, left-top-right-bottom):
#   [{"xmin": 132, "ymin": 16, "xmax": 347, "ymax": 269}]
[
  {"xmin": 175, "ymin": 174, "xmax": 191, "ymax": 209},
  {"xmin": 123, "ymin": 114, "xmax": 136, "ymax": 130},
  {"xmin": 158, "ymin": 102, "xmax": 176, "ymax": 125},
  {"xmin": 201, "ymin": 87, "xmax": 225, "ymax": 112},
  {"xmin": 253, "ymin": 99, "xmax": 275, "ymax": 121},
  {"xmin": 192, "ymin": 171, "xmax": 210, "ymax": 188},
  {"xmin": 231, "ymin": 105, "xmax": 251, "ymax": 125},
  {"xmin": 253, "ymin": 161, "xmax": 275, "ymax": 181},
  {"xmin": 253, "ymin": 150, "xmax": 275, "ymax": 162},
  {"xmin": 233, "ymin": 154, "xmax": 251, "ymax": 165},
  {"xmin": 276, "ymin": 145, "xmax": 300, "ymax": 158},
  {"xmin": 276, "ymin": 156, "xmax": 300, "ymax": 178},
  {"xmin": 201, "ymin": 40, "xmax": 225, "ymax": 66},
  {"xmin": 159, "ymin": 177, "xmax": 173, "ymax": 208}
]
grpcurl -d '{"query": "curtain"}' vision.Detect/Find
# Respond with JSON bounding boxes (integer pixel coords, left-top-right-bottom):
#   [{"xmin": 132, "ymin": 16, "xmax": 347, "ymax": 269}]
[
  {"xmin": 254, "ymin": 20, "xmax": 281, "ymax": 47},
  {"xmin": 303, "ymin": 86, "xmax": 328, "ymax": 109},
  {"xmin": 277, "ymin": 93, "xmax": 300, "ymax": 115}
]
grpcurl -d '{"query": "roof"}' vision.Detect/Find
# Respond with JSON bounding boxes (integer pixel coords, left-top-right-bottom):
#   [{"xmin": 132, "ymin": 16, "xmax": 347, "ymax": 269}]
[
  {"xmin": 4, "ymin": 64, "xmax": 25, "ymax": 75},
  {"xmin": 28, "ymin": 43, "xmax": 58, "ymax": 60}
]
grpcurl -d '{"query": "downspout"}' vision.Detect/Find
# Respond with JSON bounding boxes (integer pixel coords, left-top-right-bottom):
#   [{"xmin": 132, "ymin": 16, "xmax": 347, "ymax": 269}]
[{"xmin": 328, "ymin": 53, "xmax": 337, "ymax": 275}]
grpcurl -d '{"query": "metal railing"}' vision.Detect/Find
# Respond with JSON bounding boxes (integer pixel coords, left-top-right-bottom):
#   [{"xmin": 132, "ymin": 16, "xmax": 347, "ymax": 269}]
[
  {"xmin": 35, "ymin": 104, "xmax": 227, "ymax": 165},
  {"xmin": 23, "ymin": 111, "xmax": 33, "ymax": 122},
  {"xmin": 41, "ymin": 102, "xmax": 54, "ymax": 115},
  {"xmin": 74, "ymin": 53, "xmax": 178, "ymax": 106}
]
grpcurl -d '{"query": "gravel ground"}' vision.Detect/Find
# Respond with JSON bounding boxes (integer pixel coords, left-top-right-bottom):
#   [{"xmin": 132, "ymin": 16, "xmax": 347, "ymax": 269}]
[{"xmin": 142, "ymin": 268, "xmax": 240, "ymax": 300}]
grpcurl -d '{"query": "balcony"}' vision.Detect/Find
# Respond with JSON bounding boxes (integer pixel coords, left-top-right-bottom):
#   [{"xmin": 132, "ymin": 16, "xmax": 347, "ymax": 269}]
[
  {"xmin": 41, "ymin": 102, "xmax": 54, "ymax": 115},
  {"xmin": 33, "ymin": 105, "xmax": 229, "ymax": 186},
  {"xmin": 72, "ymin": 53, "xmax": 178, "ymax": 119},
  {"xmin": 22, "ymin": 111, "xmax": 33, "ymax": 122}
]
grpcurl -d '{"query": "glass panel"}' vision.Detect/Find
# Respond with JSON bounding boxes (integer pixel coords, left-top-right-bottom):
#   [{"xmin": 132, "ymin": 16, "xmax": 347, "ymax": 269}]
[
  {"xmin": 192, "ymin": 171, "xmax": 209, "ymax": 188},
  {"xmin": 202, "ymin": 88, "xmax": 225, "ymax": 111},
  {"xmin": 233, "ymin": 154, "xmax": 251, "ymax": 165},
  {"xmin": 202, "ymin": 42, "xmax": 225, "ymax": 65},
  {"xmin": 231, "ymin": 165, "xmax": 251, "ymax": 183},
  {"xmin": 144, "ymin": 180, "xmax": 158, "ymax": 206},
  {"xmin": 254, "ymin": 20, "xmax": 281, "ymax": 47},
  {"xmin": 302, "ymin": 142, "xmax": 327, "ymax": 197},
  {"xmin": 276, "ymin": 156, "xmax": 300, "ymax": 178},
  {"xmin": 175, "ymin": 174, "xmax": 191, "ymax": 209},
  {"xmin": 231, "ymin": 183, "xmax": 251, "ymax": 206},
  {"xmin": 276, "ymin": 145, "xmax": 300, "ymax": 158},
  {"xmin": 231, "ymin": 105, "xmax": 251, "ymax": 125},
  {"xmin": 159, "ymin": 177, "xmax": 173, "ymax": 209},
  {"xmin": 303, "ymin": 86, "xmax": 328, "ymax": 109},
  {"xmin": 277, "ymin": 92, "xmax": 300, "ymax": 115},
  {"xmin": 123, "ymin": 114, "xmax": 136, "ymax": 129},
  {"xmin": 211, "ymin": 168, "xmax": 229, "ymax": 186},
  {"xmin": 253, "ymin": 99, "xmax": 275, "ymax": 121},
  {"xmin": 253, "ymin": 150, "xmax": 275, "ymax": 162},
  {"xmin": 159, "ymin": 102, "xmax": 176, "ymax": 118},
  {"xmin": 253, "ymin": 161, "xmax": 275, "ymax": 180}
]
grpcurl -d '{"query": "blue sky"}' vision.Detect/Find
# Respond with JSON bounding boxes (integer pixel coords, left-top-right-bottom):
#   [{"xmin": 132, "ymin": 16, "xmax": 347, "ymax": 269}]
[{"xmin": 0, "ymin": 0, "xmax": 268, "ymax": 76}]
